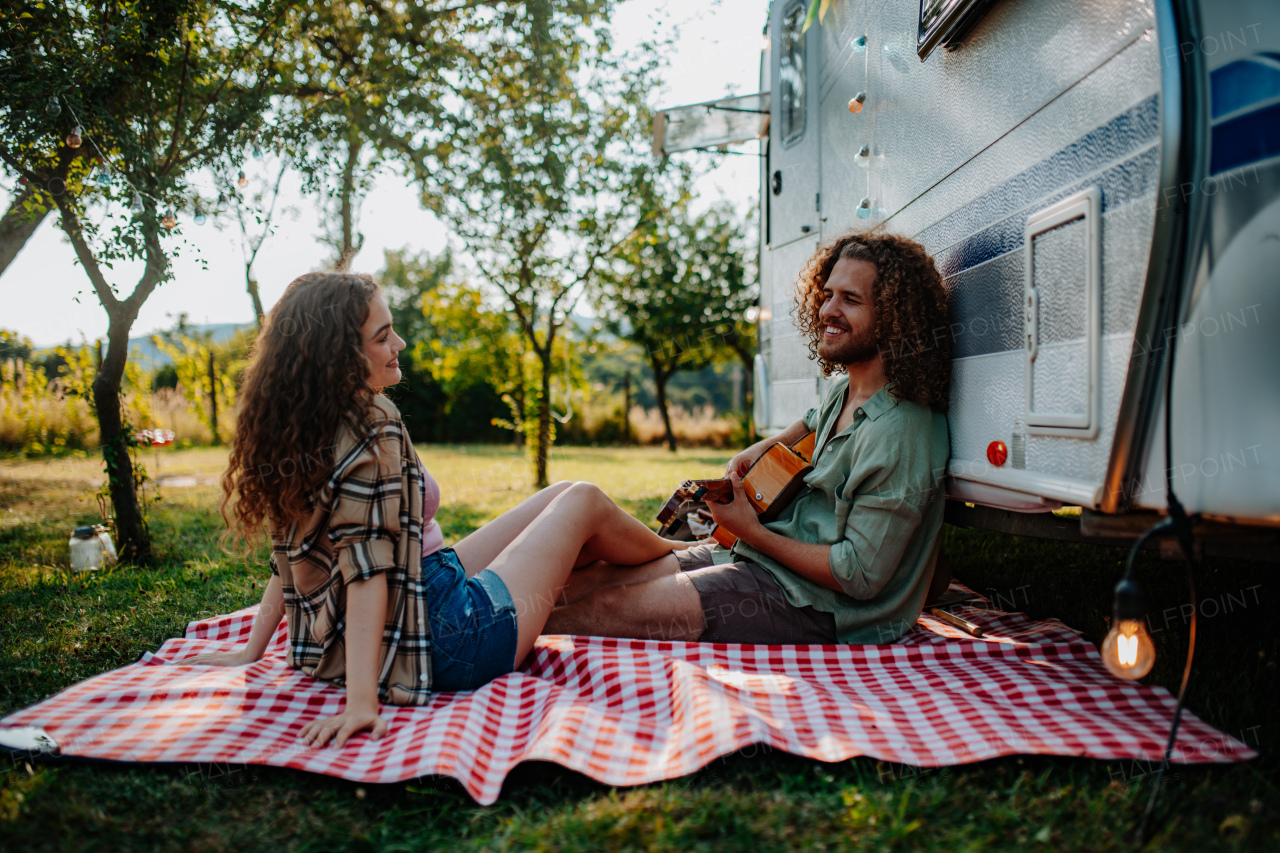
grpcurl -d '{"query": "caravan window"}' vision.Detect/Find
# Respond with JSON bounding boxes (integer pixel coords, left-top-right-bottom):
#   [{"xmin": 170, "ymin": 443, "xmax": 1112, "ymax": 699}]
[{"xmin": 779, "ymin": 2, "xmax": 806, "ymax": 148}]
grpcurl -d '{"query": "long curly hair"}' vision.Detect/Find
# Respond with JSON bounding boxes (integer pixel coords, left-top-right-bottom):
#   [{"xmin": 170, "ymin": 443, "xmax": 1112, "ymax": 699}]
[
  {"xmin": 221, "ymin": 272, "xmax": 383, "ymax": 543},
  {"xmin": 794, "ymin": 231, "xmax": 952, "ymax": 411}
]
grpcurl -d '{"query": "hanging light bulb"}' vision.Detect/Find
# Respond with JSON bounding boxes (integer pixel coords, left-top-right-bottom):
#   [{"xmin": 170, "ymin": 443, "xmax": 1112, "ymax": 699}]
[
  {"xmin": 130, "ymin": 193, "xmax": 145, "ymax": 214},
  {"xmin": 855, "ymin": 145, "xmax": 870, "ymax": 168},
  {"xmin": 65, "ymin": 124, "xmax": 83, "ymax": 148},
  {"xmin": 94, "ymin": 165, "xmax": 113, "ymax": 188},
  {"xmin": 847, "ymin": 92, "xmax": 866, "ymax": 114},
  {"xmin": 193, "ymin": 206, "xmax": 207, "ymax": 226},
  {"xmin": 856, "ymin": 197, "xmax": 872, "ymax": 219},
  {"xmin": 1101, "ymin": 576, "xmax": 1156, "ymax": 680},
  {"xmin": 161, "ymin": 210, "xmax": 177, "ymax": 230},
  {"xmin": 851, "ymin": 35, "xmax": 868, "ymax": 53},
  {"xmin": 252, "ymin": 145, "xmax": 263, "ymax": 160},
  {"xmin": 237, "ymin": 170, "xmax": 248, "ymax": 188},
  {"xmin": 45, "ymin": 95, "xmax": 62, "ymax": 117}
]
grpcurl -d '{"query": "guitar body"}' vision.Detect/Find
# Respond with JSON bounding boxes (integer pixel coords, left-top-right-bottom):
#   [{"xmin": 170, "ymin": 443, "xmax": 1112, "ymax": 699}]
[{"xmin": 657, "ymin": 431, "xmax": 816, "ymax": 547}]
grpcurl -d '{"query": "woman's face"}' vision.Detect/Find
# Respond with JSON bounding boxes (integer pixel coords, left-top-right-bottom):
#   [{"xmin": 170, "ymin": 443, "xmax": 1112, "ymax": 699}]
[{"xmin": 361, "ymin": 292, "xmax": 406, "ymax": 388}]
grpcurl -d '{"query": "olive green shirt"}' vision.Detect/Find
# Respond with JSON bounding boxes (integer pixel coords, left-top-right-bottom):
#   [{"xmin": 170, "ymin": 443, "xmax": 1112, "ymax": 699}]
[{"xmin": 712, "ymin": 376, "xmax": 950, "ymax": 643}]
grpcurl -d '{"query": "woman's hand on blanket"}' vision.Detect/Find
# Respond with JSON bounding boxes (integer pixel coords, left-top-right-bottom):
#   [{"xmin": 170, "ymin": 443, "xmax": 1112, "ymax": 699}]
[
  {"xmin": 299, "ymin": 705, "xmax": 388, "ymax": 749},
  {"xmin": 178, "ymin": 648, "xmax": 255, "ymax": 667}
]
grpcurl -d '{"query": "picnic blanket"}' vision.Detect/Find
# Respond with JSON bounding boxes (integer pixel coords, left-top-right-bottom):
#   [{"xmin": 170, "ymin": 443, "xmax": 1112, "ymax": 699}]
[{"xmin": 0, "ymin": 582, "xmax": 1255, "ymax": 804}]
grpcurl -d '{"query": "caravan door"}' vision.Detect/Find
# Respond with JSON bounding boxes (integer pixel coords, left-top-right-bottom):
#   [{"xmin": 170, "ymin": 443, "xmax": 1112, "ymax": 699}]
[{"xmin": 760, "ymin": 0, "xmax": 823, "ymax": 433}]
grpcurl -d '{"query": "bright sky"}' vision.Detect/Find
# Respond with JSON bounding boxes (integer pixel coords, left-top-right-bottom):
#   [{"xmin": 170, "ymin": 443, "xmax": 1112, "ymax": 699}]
[{"xmin": 1, "ymin": 0, "xmax": 768, "ymax": 348}]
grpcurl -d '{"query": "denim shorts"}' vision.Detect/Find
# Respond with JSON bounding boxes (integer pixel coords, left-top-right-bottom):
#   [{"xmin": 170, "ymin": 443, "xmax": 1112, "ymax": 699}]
[{"xmin": 422, "ymin": 547, "xmax": 519, "ymax": 692}]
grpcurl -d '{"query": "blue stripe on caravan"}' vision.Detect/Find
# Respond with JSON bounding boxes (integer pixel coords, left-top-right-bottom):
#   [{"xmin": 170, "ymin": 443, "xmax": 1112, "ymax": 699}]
[
  {"xmin": 933, "ymin": 144, "xmax": 1160, "ymax": 279},
  {"xmin": 916, "ymin": 95, "xmax": 1160, "ymax": 257},
  {"xmin": 1211, "ymin": 100, "xmax": 1280, "ymax": 175}
]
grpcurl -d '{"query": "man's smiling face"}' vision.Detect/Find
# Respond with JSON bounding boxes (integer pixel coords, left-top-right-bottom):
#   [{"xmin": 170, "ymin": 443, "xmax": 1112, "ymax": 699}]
[{"xmin": 817, "ymin": 256, "xmax": 879, "ymax": 367}]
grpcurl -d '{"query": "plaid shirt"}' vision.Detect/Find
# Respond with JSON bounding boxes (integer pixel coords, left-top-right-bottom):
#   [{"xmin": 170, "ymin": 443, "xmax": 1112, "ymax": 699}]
[{"xmin": 269, "ymin": 395, "xmax": 432, "ymax": 704}]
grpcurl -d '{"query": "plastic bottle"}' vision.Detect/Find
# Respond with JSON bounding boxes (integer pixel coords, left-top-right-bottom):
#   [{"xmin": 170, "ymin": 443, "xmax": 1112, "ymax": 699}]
[{"xmin": 1011, "ymin": 416, "xmax": 1027, "ymax": 469}]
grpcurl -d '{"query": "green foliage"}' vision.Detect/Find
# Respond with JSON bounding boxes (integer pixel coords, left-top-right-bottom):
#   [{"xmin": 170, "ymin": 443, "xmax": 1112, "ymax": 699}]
[
  {"xmin": 380, "ymin": 248, "xmax": 591, "ymax": 454},
  {"xmin": 596, "ymin": 197, "xmax": 755, "ymax": 448},
  {"xmin": 150, "ymin": 320, "xmax": 250, "ymax": 446},
  {"xmin": 0, "ymin": 341, "xmax": 154, "ymax": 456}
]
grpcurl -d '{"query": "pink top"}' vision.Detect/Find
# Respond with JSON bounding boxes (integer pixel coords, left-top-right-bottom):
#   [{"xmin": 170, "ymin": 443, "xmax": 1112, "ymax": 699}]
[{"xmin": 419, "ymin": 459, "xmax": 445, "ymax": 558}]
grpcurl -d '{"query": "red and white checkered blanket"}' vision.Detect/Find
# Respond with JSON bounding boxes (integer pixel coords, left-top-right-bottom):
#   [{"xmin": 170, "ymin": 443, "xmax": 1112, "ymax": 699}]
[{"xmin": 1, "ymin": 584, "xmax": 1255, "ymax": 804}]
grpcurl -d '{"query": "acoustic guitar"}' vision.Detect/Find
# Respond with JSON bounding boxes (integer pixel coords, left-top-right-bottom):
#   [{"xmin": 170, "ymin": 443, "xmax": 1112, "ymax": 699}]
[{"xmin": 657, "ymin": 431, "xmax": 817, "ymax": 548}]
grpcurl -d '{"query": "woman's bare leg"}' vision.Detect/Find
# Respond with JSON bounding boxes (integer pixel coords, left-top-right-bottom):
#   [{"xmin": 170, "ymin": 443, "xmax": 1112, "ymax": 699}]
[
  {"xmin": 482, "ymin": 482, "xmax": 677, "ymax": 662},
  {"xmin": 451, "ymin": 481, "xmax": 574, "ymax": 578},
  {"xmin": 453, "ymin": 480, "xmax": 686, "ymax": 579}
]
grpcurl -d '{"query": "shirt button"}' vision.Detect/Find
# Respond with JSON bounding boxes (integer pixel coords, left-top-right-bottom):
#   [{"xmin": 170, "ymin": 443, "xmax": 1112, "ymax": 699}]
[{"xmin": 420, "ymin": 674, "xmax": 427, "ymax": 682}]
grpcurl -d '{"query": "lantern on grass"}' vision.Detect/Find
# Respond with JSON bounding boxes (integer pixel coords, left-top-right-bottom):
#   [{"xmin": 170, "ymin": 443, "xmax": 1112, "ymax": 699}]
[{"xmin": 69, "ymin": 525, "xmax": 117, "ymax": 572}]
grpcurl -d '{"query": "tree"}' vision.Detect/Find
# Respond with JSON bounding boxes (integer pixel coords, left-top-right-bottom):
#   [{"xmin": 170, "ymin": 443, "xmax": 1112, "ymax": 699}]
[
  {"xmin": 0, "ymin": 0, "xmax": 288, "ymax": 562},
  {"xmin": 415, "ymin": 0, "xmax": 663, "ymax": 485},
  {"xmin": 597, "ymin": 201, "xmax": 751, "ymax": 451},
  {"xmin": 281, "ymin": 2, "xmax": 485, "ymax": 272},
  {"xmin": 223, "ymin": 156, "xmax": 290, "ymax": 324}
]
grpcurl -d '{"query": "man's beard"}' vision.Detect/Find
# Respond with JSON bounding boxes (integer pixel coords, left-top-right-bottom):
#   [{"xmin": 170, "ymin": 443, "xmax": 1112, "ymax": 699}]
[{"xmin": 818, "ymin": 321, "xmax": 879, "ymax": 367}]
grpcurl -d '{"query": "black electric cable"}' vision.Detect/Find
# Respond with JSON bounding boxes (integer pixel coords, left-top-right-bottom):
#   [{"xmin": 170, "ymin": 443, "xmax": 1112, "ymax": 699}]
[{"xmin": 1129, "ymin": 267, "xmax": 1200, "ymax": 846}]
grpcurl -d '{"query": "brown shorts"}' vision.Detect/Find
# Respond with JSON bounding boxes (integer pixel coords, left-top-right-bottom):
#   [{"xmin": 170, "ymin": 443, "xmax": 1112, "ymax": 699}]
[{"xmin": 675, "ymin": 544, "xmax": 838, "ymax": 645}]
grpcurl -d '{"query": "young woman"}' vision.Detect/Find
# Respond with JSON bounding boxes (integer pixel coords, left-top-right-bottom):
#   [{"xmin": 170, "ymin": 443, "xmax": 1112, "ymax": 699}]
[{"xmin": 183, "ymin": 272, "xmax": 685, "ymax": 748}]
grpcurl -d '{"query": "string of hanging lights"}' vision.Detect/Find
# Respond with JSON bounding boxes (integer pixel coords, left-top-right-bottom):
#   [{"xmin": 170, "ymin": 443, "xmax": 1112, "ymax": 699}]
[{"xmin": 33, "ymin": 93, "xmax": 262, "ymax": 231}]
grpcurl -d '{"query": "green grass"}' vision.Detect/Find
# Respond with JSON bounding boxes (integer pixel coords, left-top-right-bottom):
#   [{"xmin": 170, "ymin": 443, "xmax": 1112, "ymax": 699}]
[{"xmin": 1, "ymin": 446, "xmax": 1277, "ymax": 851}]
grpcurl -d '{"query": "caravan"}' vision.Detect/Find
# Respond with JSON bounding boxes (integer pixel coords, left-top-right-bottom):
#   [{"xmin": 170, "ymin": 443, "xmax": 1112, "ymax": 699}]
[{"xmin": 654, "ymin": 0, "xmax": 1280, "ymax": 552}]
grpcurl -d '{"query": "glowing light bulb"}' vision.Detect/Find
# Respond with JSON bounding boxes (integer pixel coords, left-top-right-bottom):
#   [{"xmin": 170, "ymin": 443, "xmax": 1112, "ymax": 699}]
[
  {"xmin": 65, "ymin": 125, "xmax": 83, "ymax": 148},
  {"xmin": 1102, "ymin": 619, "xmax": 1156, "ymax": 680},
  {"xmin": 848, "ymin": 92, "xmax": 866, "ymax": 114},
  {"xmin": 45, "ymin": 96, "xmax": 61, "ymax": 117},
  {"xmin": 237, "ymin": 170, "xmax": 248, "ymax": 188},
  {"xmin": 851, "ymin": 35, "xmax": 867, "ymax": 53},
  {"xmin": 856, "ymin": 197, "xmax": 872, "ymax": 219},
  {"xmin": 1101, "ymin": 576, "xmax": 1156, "ymax": 680},
  {"xmin": 161, "ymin": 210, "xmax": 177, "ymax": 230}
]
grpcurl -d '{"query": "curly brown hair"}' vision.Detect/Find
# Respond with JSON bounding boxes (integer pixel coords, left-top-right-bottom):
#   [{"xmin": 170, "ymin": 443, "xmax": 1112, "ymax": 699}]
[
  {"xmin": 794, "ymin": 230, "xmax": 952, "ymax": 411},
  {"xmin": 220, "ymin": 272, "xmax": 384, "ymax": 543}
]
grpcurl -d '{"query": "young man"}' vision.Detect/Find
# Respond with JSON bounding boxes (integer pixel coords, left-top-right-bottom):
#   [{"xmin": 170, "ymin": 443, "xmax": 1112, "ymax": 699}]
[{"xmin": 545, "ymin": 232, "xmax": 953, "ymax": 645}]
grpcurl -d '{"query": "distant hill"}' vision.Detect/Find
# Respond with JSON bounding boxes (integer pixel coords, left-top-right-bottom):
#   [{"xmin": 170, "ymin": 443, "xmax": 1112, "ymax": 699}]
[{"xmin": 127, "ymin": 323, "xmax": 252, "ymax": 371}]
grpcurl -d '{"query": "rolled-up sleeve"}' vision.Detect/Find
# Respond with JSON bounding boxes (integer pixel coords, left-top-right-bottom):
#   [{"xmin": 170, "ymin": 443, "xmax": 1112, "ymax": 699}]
[
  {"xmin": 327, "ymin": 434, "xmax": 402, "ymax": 584},
  {"xmin": 828, "ymin": 492, "xmax": 923, "ymax": 600},
  {"xmin": 803, "ymin": 406, "xmax": 819, "ymax": 431}
]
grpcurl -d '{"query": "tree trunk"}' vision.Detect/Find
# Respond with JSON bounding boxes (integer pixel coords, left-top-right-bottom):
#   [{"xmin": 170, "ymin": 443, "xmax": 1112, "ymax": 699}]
[
  {"xmin": 512, "ymin": 345, "xmax": 526, "ymax": 447},
  {"xmin": 207, "ymin": 347, "xmax": 219, "ymax": 445},
  {"xmin": 622, "ymin": 371, "xmax": 631, "ymax": 444},
  {"xmin": 651, "ymin": 359, "xmax": 677, "ymax": 453},
  {"xmin": 57, "ymin": 198, "xmax": 165, "ymax": 566},
  {"xmin": 246, "ymin": 268, "xmax": 265, "ymax": 326},
  {"xmin": 334, "ymin": 132, "xmax": 363, "ymax": 272},
  {"xmin": 733, "ymin": 344, "xmax": 756, "ymax": 442},
  {"xmin": 94, "ymin": 305, "xmax": 152, "ymax": 564},
  {"xmin": 534, "ymin": 349, "xmax": 552, "ymax": 487},
  {"xmin": 0, "ymin": 185, "xmax": 50, "ymax": 277}
]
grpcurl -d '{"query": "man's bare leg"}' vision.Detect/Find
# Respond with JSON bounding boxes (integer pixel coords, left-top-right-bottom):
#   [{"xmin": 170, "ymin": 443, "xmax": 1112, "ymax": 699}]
[
  {"xmin": 544, "ymin": 558, "xmax": 706, "ymax": 642},
  {"xmin": 557, "ymin": 553, "xmax": 682, "ymax": 605},
  {"xmin": 479, "ymin": 482, "xmax": 688, "ymax": 661}
]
